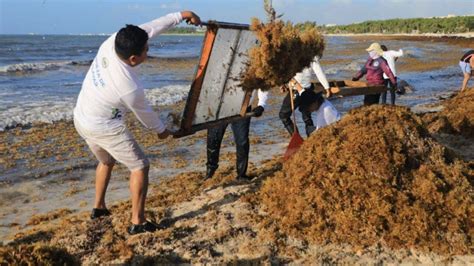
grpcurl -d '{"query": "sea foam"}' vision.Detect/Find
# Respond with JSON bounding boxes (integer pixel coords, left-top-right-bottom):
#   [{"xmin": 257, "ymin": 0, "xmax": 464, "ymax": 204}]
[{"xmin": 0, "ymin": 84, "xmax": 190, "ymax": 131}]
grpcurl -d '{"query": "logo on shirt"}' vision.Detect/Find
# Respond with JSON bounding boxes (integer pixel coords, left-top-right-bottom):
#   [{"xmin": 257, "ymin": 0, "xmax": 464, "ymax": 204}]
[
  {"xmin": 373, "ymin": 61, "xmax": 380, "ymax": 67},
  {"xmin": 101, "ymin": 57, "xmax": 109, "ymax": 68},
  {"xmin": 111, "ymin": 108, "xmax": 122, "ymax": 119}
]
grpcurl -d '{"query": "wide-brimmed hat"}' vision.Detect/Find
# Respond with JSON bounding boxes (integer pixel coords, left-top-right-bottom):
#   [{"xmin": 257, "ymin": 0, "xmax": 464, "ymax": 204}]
[{"xmin": 366, "ymin": 43, "xmax": 384, "ymax": 56}]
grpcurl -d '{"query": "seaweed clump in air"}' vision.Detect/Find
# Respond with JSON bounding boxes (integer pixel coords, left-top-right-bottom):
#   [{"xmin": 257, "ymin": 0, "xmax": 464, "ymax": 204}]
[{"xmin": 240, "ymin": 0, "xmax": 325, "ymax": 91}]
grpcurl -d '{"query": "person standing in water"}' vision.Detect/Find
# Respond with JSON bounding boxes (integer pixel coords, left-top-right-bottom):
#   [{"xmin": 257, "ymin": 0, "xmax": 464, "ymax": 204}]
[
  {"xmin": 352, "ymin": 43, "xmax": 397, "ymax": 105},
  {"xmin": 380, "ymin": 44, "xmax": 403, "ymax": 105}
]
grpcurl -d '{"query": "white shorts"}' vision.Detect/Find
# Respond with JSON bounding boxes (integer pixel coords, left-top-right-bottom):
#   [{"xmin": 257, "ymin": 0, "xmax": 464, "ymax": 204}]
[
  {"xmin": 74, "ymin": 118, "xmax": 149, "ymax": 171},
  {"xmin": 459, "ymin": 61, "xmax": 471, "ymax": 74}
]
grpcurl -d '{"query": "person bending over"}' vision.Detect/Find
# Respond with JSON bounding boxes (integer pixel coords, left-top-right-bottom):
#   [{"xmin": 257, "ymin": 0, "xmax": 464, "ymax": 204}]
[
  {"xmin": 279, "ymin": 56, "xmax": 335, "ymax": 137},
  {"xmin": 299, "ymin": 90, "xmax": 340, "ymax": 132},
  {"xmin": 74, "ymin": 11, "xmax": 201, "ymax": 235},
  {"xmin": 459, "ymin": 49, "xmax": 474, "ymax": 92}
]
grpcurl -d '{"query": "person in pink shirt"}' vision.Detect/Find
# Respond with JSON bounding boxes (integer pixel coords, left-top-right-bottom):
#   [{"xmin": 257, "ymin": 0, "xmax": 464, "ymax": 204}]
[{"xmin": 352, "ymin": 43, "xmax": 397, "ymax": 105}]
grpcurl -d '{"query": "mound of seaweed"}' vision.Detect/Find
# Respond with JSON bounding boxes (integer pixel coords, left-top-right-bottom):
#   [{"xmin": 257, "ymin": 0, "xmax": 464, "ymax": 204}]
[
  {"xmin": 0, "ymin": 244, "xmax": 79, "ymax": 265},
  {"xmin": 259, "ymin": 105, "xmax": 473, "ymax": 255},
  {"xmin": 240, "ymin": 18, "xmax": 325, "ymax": 91},
  {"xmin": 423, "ymin": 88, "xmax": 474, "ymax": 138}
]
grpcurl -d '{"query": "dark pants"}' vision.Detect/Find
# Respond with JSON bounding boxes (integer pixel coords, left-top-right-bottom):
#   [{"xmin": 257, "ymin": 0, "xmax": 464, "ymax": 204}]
[
  {"xmin": 381, "ymin": 79, "xmax": 396, "ymax": 105},
  {"xmin": 363, "ymin": 93, "xmax": 381, "ymax": 105},
  {"xmin": 207, "ymin": 116, "xmax": 251, "ymax": 178},
  {"xmin": 279, "ymin": 88, "xmax": 314, "ymax": 137}
]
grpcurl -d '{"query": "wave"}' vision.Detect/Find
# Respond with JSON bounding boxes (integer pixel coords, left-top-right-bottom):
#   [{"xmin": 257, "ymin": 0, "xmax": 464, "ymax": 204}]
[
  {"xmin": 324, "ymin": 60, "xmax": 364, "ymax": 75},
  {"xmin": 145, "ymin": 84, "xmax": 189, "ymax": 106},
  {"xmin": 0, "ymin": 57, "xmax": 197, "ymax": 74},
  {"xmin": 0, "ymin": 84, "xmax": 190, "ymax": 131},
  {"xmin": 0, "ymin": 60, "xmax": 93, "ymax": 74}
]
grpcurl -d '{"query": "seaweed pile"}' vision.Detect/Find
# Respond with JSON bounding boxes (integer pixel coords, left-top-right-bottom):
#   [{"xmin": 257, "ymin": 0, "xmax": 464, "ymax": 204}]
[
  {"xmin": 423, "ymin": 89, "xmax": 474, "ymax": 138},
  {"xmin": 260, "ymin": 105, "xmax": 473, "ymax": 254}
]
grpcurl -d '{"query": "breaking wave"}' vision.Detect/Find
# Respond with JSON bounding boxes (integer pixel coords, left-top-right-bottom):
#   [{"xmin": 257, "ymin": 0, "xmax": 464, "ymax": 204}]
[
  {"xmin": 0, "ymin": 60, "xmax": 93, "ymax": 74},
  {"xmin": 0, "ymin": 84, "xmax": 190, "ymax": 131}
]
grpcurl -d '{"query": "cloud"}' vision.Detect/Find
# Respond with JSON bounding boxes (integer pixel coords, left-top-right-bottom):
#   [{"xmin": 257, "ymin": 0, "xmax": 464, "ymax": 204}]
[{"xmin": 160, "ymin": 1, "xmax": 181, "ymax": 9}]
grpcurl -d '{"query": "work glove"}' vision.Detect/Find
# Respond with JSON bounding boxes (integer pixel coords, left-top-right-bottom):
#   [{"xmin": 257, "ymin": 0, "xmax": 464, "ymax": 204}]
[{"xmin": 253, "ymin": 106, "xmax": 264, "ymax": 117}]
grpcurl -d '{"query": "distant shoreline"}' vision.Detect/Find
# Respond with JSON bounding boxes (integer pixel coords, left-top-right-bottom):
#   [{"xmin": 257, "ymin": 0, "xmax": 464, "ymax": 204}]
[{"xmin": 324, "ymin": 32, "xmax": 474, "ymax": 38}]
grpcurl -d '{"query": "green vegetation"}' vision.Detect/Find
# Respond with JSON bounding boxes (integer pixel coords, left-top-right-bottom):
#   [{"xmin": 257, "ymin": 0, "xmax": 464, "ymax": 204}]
[
  {"xmin": 321, "ymin": 16, "xmax": 474, "ymax": 34},
  {"xmin": 166, "ymin": 27, "xmax": 203, "ymax": 34}
]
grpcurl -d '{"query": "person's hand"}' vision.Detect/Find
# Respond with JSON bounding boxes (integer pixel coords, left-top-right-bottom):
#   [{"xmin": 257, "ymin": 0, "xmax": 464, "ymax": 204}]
[
  {"xmin": 253, "ymin": 106, "xmax": 264, "ymax": 117},
  {"xmin": 280, "ymin": 84, "xmax": 288, "ymax": 93},
  {"xmin": 352, "ymin": 77, "xmax": 358, "ymax": 82},
  {"xmin": 181, "ymin": 11, "xmax": 201, "ymax": 26},
  {"xmin": 325, "ymin": 88, "xmax": 332, "ymax": 98},
  {"xmin": 157, "ymin": 129, "xmax": 171, "ymax": 139}
]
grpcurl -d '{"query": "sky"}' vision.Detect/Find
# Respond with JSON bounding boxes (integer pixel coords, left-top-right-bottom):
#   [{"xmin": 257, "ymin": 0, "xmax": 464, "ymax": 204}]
[{"xmin": 0, "ymin": 0, "xmax": 473, "ymax": 34}]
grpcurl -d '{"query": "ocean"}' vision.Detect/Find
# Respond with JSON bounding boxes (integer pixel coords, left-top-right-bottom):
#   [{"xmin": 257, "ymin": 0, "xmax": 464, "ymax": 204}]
[
  {"xmin": 0, "ymin": 34, "xmax": 203, "ymax": 131},
  {"xmin": 0, "ymin": 34, "xmax": 465, "ymax": 131}
]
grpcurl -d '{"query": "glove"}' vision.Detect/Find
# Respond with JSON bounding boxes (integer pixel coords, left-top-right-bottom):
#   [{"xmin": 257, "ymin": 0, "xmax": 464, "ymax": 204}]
[
  {"xmin": 352, "ymin": 77, "xmax": 358, "ymax": 81},
  {"xmin": 253, "ymin": 106, "xmax": 264, "ymax": 117}
]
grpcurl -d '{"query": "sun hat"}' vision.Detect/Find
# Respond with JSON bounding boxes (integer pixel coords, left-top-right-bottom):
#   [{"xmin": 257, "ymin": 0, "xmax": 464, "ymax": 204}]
[{"xmin": 366, "ymin": 42, "xmax": 384, "ymax": 56}]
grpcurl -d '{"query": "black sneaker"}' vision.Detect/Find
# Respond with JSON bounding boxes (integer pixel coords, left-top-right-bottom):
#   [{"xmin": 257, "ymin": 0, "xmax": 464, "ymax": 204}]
[
  {"xmin": 236, "ymin": 174, "xmax": 253, "ymax": 181},
  {"xmin": 204, "ymin": 168, "xmax": 216, "ymax": 180},
  {"xmin": 90, "ymin": 208, "xmax": 111, "ymax": 220},
  {"xmin": 127, "ymin": 221, "xmax": 158, "ymax": 235}
]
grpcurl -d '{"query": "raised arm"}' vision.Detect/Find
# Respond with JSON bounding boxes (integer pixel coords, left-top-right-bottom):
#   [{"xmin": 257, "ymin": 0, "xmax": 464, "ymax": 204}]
[{"xmin": 139, "ymin": 11, "xmax": 200, "ymax": 39}]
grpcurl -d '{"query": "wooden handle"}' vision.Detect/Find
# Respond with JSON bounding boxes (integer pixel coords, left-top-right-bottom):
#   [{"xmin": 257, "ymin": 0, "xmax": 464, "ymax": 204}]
[{"xmin": 289, "ymin": 83, "xmax": 298, "ymax": 134}]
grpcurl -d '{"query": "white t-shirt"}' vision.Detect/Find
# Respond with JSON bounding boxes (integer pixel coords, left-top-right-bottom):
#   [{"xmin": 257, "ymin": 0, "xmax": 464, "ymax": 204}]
[
  {"xmin": 74, "ymin": 12, "xmax": 183, "ymax": 133},
  {"xmin": 314, "ymin": 100, "xmax": 340, "ymax": 130},
  {"xmin": 382, "ymin": 49, "xmax": 403, "ymax": 79},
  {"xmin": 294, "ymin": 56, "xmax": 330, "ymax": 90}
]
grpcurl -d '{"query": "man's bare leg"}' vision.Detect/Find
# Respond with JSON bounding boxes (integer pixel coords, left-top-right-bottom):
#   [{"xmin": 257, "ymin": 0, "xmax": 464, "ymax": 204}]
[
  {"xmin": 94, "ymin": 162, "xmax": 115, "ymax": 209},
  {"xmin": 130, "ymin": 166, "xmax": 149, "ymax": 225}
]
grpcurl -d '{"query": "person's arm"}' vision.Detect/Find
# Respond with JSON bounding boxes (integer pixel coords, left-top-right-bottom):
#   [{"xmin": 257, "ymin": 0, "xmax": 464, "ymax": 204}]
[
  {"xmin": 257, "ymin": 89, "xmax": 268, "ymax": 108},
  {"xmin": 311, "ymin": 60, "xmax": 330, "ymax": 90},
  {"xmin": 120, "ymin": 88, "xmax": 169, "ymax": 136},
  {"xmin": 252, "ymin": 89, "xmax": 268, "ymax": 117},
  {"xmin": 461, "ymin": 72, "xmax": 470, "ymax": 92},
  {"xmin": 390, "ymin": 49, "xmax": 404, "ymax": 58},
  {"xmin": 352, "ymin": 60, "xmax": 368, "ymax": 81},
  {"xmin": 139, "ymin": 11, "xmax": 200, "ymax": 39}
]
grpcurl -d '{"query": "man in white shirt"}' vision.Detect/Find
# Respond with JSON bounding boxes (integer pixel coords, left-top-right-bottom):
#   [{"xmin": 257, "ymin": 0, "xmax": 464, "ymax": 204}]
[
  {"xmin": 205, "ymin": 90, "xmax": 268, "ymax": 180},
  {"xmin": 381, "ymin": 45, "xmax": 403, "ymax": 105},
  {"xmin": 73, "ymin": 11, "xmax": 201, "ymax": 235},
  {"xmin": 299, "ymin": 90, "xmax": 340, "ymax": 133},
  {"xmin": 279, "ymin": 56, "xmax": 335, "ymax": 137}
]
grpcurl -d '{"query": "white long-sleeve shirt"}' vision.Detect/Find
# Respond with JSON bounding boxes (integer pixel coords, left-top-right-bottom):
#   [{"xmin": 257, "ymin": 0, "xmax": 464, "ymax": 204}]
[
  {"xmin": 252, "ymin": 89, "xmax": 268, "ymax": 108},
  {"xmin": 382, "ymin": 49, "xmax": 403, "ymax": 79},
  {"xmin": 294, "ymin": 56, "xmax": 330, "ymax": 90},
  {"xmin": 74, "ymin": 12, "xmax": 183, "ymax": 133},
  {"xmin": 314, "ymin": 100, "xmax": 340, "ymax": 130}
]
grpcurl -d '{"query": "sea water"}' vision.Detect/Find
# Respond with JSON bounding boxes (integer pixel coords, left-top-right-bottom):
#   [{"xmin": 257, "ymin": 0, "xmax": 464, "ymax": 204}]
[{"xmin": 0, "ymin": 34, "xmax": 203, "ymax": 131}]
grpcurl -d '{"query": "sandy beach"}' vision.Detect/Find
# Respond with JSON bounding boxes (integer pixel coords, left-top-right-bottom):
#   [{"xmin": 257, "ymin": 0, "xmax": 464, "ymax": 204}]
[{"xmin": 0, "ymin": 34, "xmax": 473, "ymax": 264}]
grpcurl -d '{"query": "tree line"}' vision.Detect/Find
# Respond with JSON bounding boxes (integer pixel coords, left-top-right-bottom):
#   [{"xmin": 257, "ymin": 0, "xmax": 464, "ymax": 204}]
[
  {"xmin": 320, "ymin": 16, "xmax": 474, "ymax": 34},
  {"xmin": 166, "ymin": 16, "xmax": 473, "ymax": 35}
]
